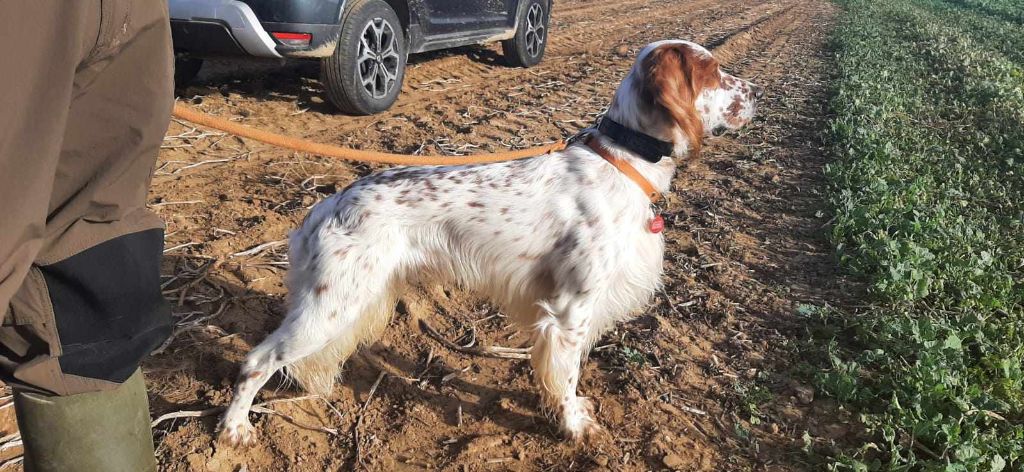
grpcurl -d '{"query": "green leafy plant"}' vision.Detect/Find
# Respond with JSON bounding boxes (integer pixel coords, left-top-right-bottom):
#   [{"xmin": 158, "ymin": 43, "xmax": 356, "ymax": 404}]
[
  {"xmin": 804, "ymin": 0, "xmax": 1024, "ymax": 469},
  {"xmin": 617, "ymin": 346, "xmax": 648, "ymax": 366}
]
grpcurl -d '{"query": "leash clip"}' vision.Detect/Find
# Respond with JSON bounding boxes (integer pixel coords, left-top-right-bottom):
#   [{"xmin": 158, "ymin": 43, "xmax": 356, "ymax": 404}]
[{"xmin": 565, "ymin": 128, "xmax": 595, "ymax": 148}]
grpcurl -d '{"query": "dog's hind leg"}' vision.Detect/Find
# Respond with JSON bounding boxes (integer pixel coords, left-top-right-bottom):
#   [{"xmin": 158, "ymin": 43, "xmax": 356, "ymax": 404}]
[
  {"xmin": 530, "ymin": 296, "xmax": 601, "ymax": 441},
  {"xmin": 218, "ymin": 241, "xmax": 402, "ymax": 447}
]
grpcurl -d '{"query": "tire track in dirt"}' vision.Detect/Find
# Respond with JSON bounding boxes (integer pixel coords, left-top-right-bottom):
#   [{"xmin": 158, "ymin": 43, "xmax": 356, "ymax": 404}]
[
  {"xmin": 610, "ymin": 0, "xmax": 794, "ymax": 56},
  {"xmin": 706, "ymin": 3, "xmax": 802, "ymax": 69}
]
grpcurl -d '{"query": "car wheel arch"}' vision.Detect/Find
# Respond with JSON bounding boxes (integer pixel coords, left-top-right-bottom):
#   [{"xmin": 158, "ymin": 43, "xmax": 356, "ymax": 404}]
[
  {"xmin": 380, "ymin": 0, "xmax": 412, "ymax": 48},
  {"xmin": 512, "ymin": 0, "xmax": 553, "ymax": 35}
]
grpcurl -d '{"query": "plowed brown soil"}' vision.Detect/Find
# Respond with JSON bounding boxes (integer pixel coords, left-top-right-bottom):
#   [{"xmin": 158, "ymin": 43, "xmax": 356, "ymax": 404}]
[{"xmin": 0, "ymin": 0, "xmax": 854, "ymax": 470}]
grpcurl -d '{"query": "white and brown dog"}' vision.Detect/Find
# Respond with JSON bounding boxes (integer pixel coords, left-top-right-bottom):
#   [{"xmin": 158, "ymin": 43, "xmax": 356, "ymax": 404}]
[{"xmin": 219, "ymin": 40, "xmax": 762, "ymax": 445}]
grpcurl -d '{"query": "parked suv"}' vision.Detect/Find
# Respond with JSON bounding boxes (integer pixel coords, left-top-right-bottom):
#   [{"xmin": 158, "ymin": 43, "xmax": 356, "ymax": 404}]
[{"xmin": 170, "ymin": 0, "xmax": 551, "ymax": 114}]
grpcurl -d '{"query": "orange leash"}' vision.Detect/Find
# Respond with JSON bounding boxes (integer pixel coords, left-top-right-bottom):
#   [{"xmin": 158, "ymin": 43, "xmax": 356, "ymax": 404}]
[
  {"xmin": 171, "ymin": 102, "xmax": 566, "ymax": 166},
  {"xmin": 582, "ymin": 134, "xmax": 665, "ymax": 233},
  {"xmin": 583, "ymin": 135, "xmax": 661, "ymax": 203}
]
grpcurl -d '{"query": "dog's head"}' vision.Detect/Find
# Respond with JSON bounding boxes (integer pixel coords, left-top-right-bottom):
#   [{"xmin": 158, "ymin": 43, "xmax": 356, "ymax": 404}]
[{"xmin": 606, "ymin": 40, "xmax": 763, "ymax": 159}]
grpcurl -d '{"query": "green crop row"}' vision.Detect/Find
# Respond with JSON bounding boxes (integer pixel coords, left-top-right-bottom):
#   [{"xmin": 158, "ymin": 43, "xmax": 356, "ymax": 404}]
[{"xmin": 803, "ymin": 0, "xmax": 1024, "ymax": 470}]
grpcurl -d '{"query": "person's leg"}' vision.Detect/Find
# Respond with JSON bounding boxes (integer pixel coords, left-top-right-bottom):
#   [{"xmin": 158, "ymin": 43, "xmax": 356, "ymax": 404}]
[
  {"xmin": 0, "ymin": 1, "xmax": 174, "ymax": 470},
  {"xmin": 14, "ymin": 370, "xmax": 157, "ymax": 471},
  {"xmin": 0, "ymin": 1, "xmax": 96, "ymax": 322}
]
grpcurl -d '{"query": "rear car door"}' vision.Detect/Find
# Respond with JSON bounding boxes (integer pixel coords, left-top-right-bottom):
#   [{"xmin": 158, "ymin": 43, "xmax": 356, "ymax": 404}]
[{"xmin": 415, "ymin": 0, "xmax": 517, "ymax": 37}]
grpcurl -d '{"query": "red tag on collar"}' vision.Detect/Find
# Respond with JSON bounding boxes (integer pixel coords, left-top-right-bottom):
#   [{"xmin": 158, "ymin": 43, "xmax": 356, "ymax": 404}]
[{"xmin": 648, "ymin": 214, "xmax": 665, "ymax": 233}]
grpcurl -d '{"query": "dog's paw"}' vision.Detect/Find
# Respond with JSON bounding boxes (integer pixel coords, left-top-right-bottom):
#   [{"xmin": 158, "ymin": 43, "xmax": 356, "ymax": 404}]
[
  {"xmin": 217, "ymin": 418, "xmax": 257, "ymax": 448},
  {"xmin": 561, "ymin": 397, "xmax": 603, "ymax": 442},
  {"xmin": 566, "ymin": 418, "xmax": 603, "ymax": 443}
]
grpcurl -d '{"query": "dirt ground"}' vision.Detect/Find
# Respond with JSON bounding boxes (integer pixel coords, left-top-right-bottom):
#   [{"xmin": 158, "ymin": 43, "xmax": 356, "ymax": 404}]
[{"xmin": 0, "ymin": 0, "xmax": 857, "ymax": 470}]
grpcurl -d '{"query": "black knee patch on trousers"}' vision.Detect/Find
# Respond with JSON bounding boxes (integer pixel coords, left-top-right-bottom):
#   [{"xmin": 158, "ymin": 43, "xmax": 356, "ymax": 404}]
[{"xmin": 40, "ymin": 229, "xmax": 172, "ymax": 383}]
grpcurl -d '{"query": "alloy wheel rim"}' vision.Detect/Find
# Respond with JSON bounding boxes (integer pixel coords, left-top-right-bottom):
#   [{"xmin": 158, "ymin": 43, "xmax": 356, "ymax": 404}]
[
  {"xmin": 525, "ymin": 4, "xmax": 546, "ymax": 57},
  {"xmin": 357, "ymin": 18, "xmax": 400, "ymax": 99}
]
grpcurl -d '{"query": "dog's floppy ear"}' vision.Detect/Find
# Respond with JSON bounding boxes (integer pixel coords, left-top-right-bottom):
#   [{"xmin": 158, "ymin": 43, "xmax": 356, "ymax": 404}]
[{"xmin": 641, "ymin": 44, "xmax": 718, "ymax": 159}]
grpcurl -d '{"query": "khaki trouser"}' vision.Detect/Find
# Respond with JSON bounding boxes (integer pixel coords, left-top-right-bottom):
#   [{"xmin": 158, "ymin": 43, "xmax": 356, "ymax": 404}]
[{"xmin": 0, "ymin": 0, "xmax": 173, "ymax": 395}]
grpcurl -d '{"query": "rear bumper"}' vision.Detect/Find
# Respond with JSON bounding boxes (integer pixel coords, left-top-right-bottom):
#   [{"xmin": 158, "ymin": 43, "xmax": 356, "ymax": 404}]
[{"xmin": 169, "ymin": 0, "xmax": 281, "ymax": 58}]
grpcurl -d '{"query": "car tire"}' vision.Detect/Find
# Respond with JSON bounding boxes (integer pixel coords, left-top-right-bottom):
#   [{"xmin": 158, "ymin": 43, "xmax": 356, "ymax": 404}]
[
  {"xmin": 322, "ymin": 0, "xmax": 407, "ymax": 115},
  {"xmin": 174, "ymin": 56, "xmax": 203, "ymax": 88},
  {"xmin": 502, "ymin": 0, "xmax": 549, "ymax": 67}
]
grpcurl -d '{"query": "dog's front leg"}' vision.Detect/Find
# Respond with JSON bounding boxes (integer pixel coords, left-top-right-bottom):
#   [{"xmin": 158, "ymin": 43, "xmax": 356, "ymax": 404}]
[{"xmin": 530, "ymin": 298, "xmax": 600, "ymax": 441}]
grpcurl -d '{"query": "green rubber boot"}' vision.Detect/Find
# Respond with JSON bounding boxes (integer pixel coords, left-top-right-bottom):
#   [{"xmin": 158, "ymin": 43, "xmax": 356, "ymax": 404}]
[{"xmin": 13, "ymin": 369, "xmax": 158, "ymax": 472}]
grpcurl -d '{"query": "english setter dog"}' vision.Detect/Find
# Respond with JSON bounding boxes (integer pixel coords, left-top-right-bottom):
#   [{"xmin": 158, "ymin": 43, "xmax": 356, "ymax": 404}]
[{"xmin": 219, "ymin": 39, "xmax": 762, "ymax": 445}]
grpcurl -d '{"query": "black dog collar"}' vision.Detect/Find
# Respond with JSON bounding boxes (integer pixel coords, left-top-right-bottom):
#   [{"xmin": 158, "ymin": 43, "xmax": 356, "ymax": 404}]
[{"xmin": 598, "ymin": 118, "xmax": 674, "ymax": 163}]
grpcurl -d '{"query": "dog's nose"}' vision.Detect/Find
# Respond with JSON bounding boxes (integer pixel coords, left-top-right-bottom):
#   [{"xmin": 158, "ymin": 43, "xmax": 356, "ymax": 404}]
[{"xmin": 753, "ymin": 85, "xmax": 765, "ymax": 99}]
